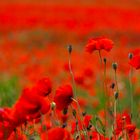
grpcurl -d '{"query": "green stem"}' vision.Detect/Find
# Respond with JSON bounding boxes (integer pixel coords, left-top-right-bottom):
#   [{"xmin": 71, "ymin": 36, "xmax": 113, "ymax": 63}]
[
  {"xmin": 70, "ymin": 105, "xmax": 82, "ymax": 140},
  {"xmin": 68, "ymin": 53, "xmax": 88, "ymax": 140},
  {"xmin": 98, "ymin": 51, "xmax": 107, "ymax": 137},
  {"xmin": 114, "ymin": 99, "xmax": 117, "ymax": 140},
  {"xmin": 114, "ymin": 70, "xmax": 121, "ymax": 113},
  {"xmin": 104, "ymin": 60, "xmax": 107, "ymax": 137},
  {"xmin": 113, "ymin": 69, "xmax": 119, "ymax": 140},
  {"xmin": 129, "ymin": 67, "xmax": 133, "ymax": 120},
  {"xmin": 114, "ymin": 70, "xmax": 119, "ymax": 93}
]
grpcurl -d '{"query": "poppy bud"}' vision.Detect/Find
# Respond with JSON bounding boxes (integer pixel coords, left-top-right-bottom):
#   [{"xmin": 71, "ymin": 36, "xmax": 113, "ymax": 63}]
[
  {"xmin": 62, "ymin": 123, "xmax": 67, "ymax": 128},
  {"xmin": 114, "ymin": 91, "xmax": 119, "ymax": 100},
  {"xmin": 63, "ymin": 108, "xmax": 68, "ymax": 115},
  {"xmin": 112, "ymin": 62, "xmax": 118, "ymax": 71},
  {"xmin": 110, "ymin": 83, "xmax": 115, "ymax": 89},
  {"xmin": 128, "ymin": 53, "xmax": 133, "ymax": 59},
  {"xmin": 82, "ymin": 112, "xmax": 86, "ymax": 116},
  {"xmin": 51, "ymin": 102, "xmax": 56, "ymax": 110},
  {"xmin": 90, "ymin": 135, "xmax": 93, "ymax": 139},
  {"xmin": 68, "ymin": 45, "xmax": 72, "ymax": 54},
  {"xmin": 87, "ymin": 124, "xmax": 92, "ymax": 131},
  {"xmin": 103, "ymin": 58, "xmax": 107, "ymax": 64}
]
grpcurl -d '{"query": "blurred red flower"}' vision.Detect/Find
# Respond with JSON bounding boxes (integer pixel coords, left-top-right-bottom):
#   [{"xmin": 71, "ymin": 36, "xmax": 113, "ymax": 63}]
[
  {"xmin": 83, "ymin": 114, "xmax": 92, "ymax": 128},
  {"xmin": 125, "ymin": 124, "xmax": 136, "ymax": 135},
  {"xmin": 85, "ymin": 37, "xmax": 113, "ymax": 53},
  {"xmin": 129, "ymin": 55, "xmax": 140, "ymax": 69},
  {"xmin": 54, "ymin": 84, "xmax": 73, "ymax": 110},
  {"xmin": 33, "ymin": 77, "xmax": 52, "ymax": 97},
  {"xmin": 47, "ymin": 127, "xmax": 71, "ymax": 140},
  {"xmin": 115, "ymin": 112, "xmax": 136, "ymax": 137},
  {"xmin": 12, "ymin": 88, "xmax": 50, "ymax": 125}
]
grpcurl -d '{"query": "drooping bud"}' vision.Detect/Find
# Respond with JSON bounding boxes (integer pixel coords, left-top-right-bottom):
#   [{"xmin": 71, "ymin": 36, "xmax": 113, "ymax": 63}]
[
  {"xmin": 112, "ymin": 62, "xmax": 118, "ymax": 71},
  {"xmin": 128, "ymin": 53, "xmax": 133, "ymax": 59},
  {"xmin": 68, "ymin": 45, "xmax": 72, "ymax": 54}
]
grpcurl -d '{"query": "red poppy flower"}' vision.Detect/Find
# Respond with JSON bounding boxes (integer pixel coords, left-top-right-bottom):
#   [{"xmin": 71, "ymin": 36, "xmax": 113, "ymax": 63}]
[
  {"xmin": 54, "ymin": 84, "xmax": 73, "ymax": 110},
  {"xmin": 60, "ymin": 112, "xmax": 69, "ymax": 123},
  {"xmin": 92, "ymin": 131, "xmax": 109, "ymax": 140},
  {"xmin": 42, "ymin": 127, "xmax": 71, "ymax": 140},
  {"xmin": 12, "ymin": 85, "xmax": 50, "ymax": 125},
  {"xmin": 11, "ymin": 77, "xmax": 51, "ymax": 125},
  {"xmin": 47, "ymin": 127, "xmax": 65, "ymax": 140},
  {"xmin": 85, "ymin": 37, "xmax": 113, "ymax": 53},
  {"xmin": 33, "ymin": 77, "xmax": 52, "ymax": 97},
  {"xmin": 0, "ymin": 121, "xmax": 14, "ymax": 140},
  {"xmin": 83, "ymin": 114, "xmax": 92, "ymax": 128},
  {"xmin": 115, "ymin": 112, "xmax": 131, "ymax": 135},
  {"xmin": 129, "ymin": 55, "xmax": 140, "ymax": 69},
  {"xmin": 83, "ymin": 68, "xmax": 93, "ymax": 77},
  {"xmin": 0, "ymin": 108, "xmax": 12, "ymax": 122},
  {"xmin": 125, "ymin": 124, "xmax": 136, "ymax": 135},
  {"xmin": 71, "ymin": 114, "xmax": 92, "ymax": 135},
  {"xmin": 71, "ymin": 120, "xmax": 82, "ymax": 134},
  {"xmin": 74, "ymin": 75, "xmax": 85, "ymax": 85}
]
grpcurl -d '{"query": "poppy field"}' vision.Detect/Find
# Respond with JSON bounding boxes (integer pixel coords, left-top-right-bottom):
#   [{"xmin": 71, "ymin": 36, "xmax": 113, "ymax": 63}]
[{"xmin": 0, "ymin": 1, "xmax": 140, "ymax": 140}]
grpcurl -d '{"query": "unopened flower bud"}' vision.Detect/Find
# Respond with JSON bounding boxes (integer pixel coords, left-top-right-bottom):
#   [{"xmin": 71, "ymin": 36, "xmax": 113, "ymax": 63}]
[
  {"xmin": 62, "ymin": 123, "xmax": 67, "ymax": 128},
  {"xmin": 114, "ymin": 91, "xmax": 119, "ymax": 100},
  {"xmin": 51, "ymin": 102, "xmax": 56, "ymax": 110},
  {"xmin": 103, "ymin": 58, "xmax": 107, "ymax": 64},
  {"xmin": 68, "ymin": 45, "xmax": 72, "ymax": 54},
  {"xmin": 82, "ymin": 112, "xmax": 86, "ymax": 116},
  {"xmin": 87, "ymin": 124, "xmax": 92, "ymax": 131},
  {"xmin": 110, "ymin": 83, "xmax": 115, "ymax": 89},
  {"xmin": 90, "ymin": 135, "xmax": 93, "ymax": 139},
  {"xmin": 128, "ymin": 53, "xmax": 133, "ymax": 59},
  {"xmin": 112, "ymin": 62, "xmax": 118, "ymax": 71},
  {"xmin": 63, "ymin": 108, "xmax": 68, "ymax": 115}
]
